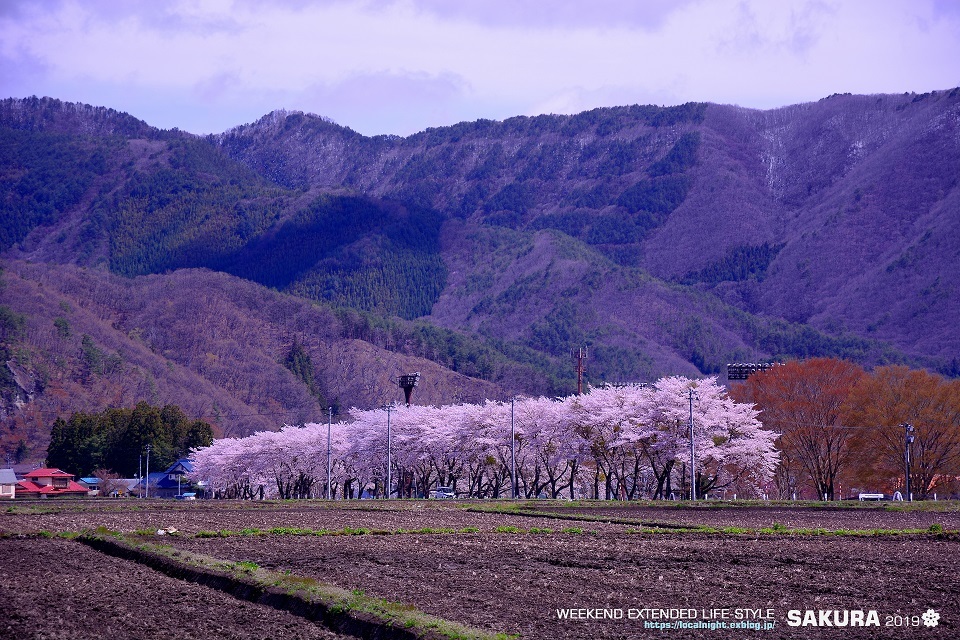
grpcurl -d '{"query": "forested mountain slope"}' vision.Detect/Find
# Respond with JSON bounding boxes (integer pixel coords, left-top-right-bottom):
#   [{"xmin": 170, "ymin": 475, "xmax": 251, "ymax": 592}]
[
  {"xmin": 212, "ymin": 91, "xmax": 960, "ymax": 369},
  {"xmin": 0, "ymin": 260, "xmax": 501, "ymax": 463}
]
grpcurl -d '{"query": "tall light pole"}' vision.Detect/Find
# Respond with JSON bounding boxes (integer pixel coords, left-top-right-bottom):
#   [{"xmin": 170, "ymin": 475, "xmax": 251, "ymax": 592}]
[
  {"xmin": 144, "ymin": 444, "xmax": 151, "ymax": 499},
  {"xmin": 382, "ymin": 404, "xmax": 393, "ymax": 499},
  {"xmin": 688, "ymin": 389, "xmax": 698, "ymax": 501},
  {"xmin": 903, "ymin": 423, "xmax": 915, "ymax": 501},
  {"xmin": 511, "ymin": 397, "xmax": 517, "ymax": 499},
  {"xmin": 327, "ymin": 406, "xmax": 333, "ymax": 500}
]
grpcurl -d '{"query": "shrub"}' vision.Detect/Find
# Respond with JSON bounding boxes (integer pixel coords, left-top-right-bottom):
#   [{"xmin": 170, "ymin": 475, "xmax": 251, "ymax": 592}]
[{"xmin": 494, "ymin": 525, "xmax": 522, "ymax": 534}]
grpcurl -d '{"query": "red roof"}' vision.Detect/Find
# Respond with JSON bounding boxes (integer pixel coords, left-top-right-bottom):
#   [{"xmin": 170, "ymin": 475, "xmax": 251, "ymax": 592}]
[
  {"xmin": 24, "ymin": 468, "xmax": 76, "ymax": 479},
  {"xmin": 16, "ymin": 479, "xmax": 89, "ymax": 496}
]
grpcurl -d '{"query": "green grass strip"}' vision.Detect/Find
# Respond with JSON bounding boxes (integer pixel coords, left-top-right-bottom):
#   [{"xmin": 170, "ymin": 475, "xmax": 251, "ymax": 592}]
[
  {"xmin": 466, "ymin": 504, "xmax": 704, "ymax": 531},
  {"xmin": 468, "ymin": 505, "xmax": 957, "ymax": 537},
  {"xmin": 466, "ymin": 498, "xmax": 960, "ymax": 512},
  {"xmin": 193, "ymin": 526, "xmax": 484, "ymax": 539},
  {"xmin": 192, "ymin": 525, "xmax": 598, "ymax": 538},
  {"xmin": 77, "ymin": 530, "xmax": 516, "ymax": 640}
]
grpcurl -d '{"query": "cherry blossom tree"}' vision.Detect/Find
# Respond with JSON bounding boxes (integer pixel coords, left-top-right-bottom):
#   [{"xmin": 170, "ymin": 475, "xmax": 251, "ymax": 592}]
[
  {"xmin": 569, "ymin": 384, "xmax": 657, "ymax": 499},
  {"xmin": 653, "ymin": 376, "xmax": 778, "ymax": 498}
]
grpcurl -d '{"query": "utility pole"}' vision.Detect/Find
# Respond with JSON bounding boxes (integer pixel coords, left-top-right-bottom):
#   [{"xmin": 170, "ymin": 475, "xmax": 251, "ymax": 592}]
[
  {"xmin": 511, "ymin": 397, "xmax": 517, "ymax": 499},
  {"xmin": 903, "ymin": 423, "xmax": 915, "ymax": 501},
  {"xmin": 382, "ymin": 404, "xmax": 393, "ymax": 499},
  {"xmin": 688, "ymin": 389, "xmax": 698, "ymax": 501},
  {"xmin": 327, "ymin": 406, "xmax": 333, "ymax": 500}
]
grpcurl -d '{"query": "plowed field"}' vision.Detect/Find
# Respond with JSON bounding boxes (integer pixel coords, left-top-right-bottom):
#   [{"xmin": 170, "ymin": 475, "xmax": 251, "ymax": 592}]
[{"xmin": 3, "ymin": 499, "xmax": 958, "ymax": 639}]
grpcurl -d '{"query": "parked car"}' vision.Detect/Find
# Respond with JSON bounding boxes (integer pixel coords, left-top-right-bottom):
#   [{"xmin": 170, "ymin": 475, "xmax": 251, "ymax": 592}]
[{"xmin": 432, "ymin": 486, "xmax": 455, "ymax": 499}]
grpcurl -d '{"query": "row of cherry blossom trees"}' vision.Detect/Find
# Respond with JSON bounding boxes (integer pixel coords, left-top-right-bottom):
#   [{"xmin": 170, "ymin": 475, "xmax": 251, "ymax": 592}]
[{"xmin": 189, "ymin": 376, "xmax": 778, "ymax": 500}]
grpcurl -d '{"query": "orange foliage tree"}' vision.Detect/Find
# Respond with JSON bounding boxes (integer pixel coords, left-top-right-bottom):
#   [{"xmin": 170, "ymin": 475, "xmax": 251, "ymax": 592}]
[
  {"xmin": 844, "ymin": 366, "xmax": 960, "ymax": 498},
  {"xmin": 730, "ymin": 358, "xmax": 865, "ymax": 500}
]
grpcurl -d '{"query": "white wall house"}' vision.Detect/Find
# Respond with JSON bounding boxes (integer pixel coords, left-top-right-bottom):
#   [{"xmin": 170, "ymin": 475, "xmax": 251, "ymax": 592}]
[{"xmin": 0, "ymin": 469, "xmax": 17, "ymax": 500}]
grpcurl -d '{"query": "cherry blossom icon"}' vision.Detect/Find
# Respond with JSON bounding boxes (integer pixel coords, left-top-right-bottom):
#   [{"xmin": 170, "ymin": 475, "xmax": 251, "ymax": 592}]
[{"xmin": 922, "ymin": 609, "xmax": 940, "ymax": 628}]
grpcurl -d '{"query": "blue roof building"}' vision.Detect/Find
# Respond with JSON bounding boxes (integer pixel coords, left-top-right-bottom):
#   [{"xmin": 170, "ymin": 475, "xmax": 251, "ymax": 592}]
[{"xmin": 153, "ymin": 459, "xmax": 196, "ymax": 498}]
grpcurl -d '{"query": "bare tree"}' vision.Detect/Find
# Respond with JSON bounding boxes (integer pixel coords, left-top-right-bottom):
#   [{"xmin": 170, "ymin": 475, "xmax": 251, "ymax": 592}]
[{"xmin": 732, "ymin": 358, "xmax": 865, "ymax": 500}]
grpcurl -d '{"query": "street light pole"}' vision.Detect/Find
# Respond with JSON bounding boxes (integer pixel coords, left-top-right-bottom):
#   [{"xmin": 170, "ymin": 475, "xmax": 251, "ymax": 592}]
[
  {"xmin": 903, "ymin": 423, "xmax": 915, "ymax": 501},
  {"xmin": 327, "ymin": 406, "xmax": 333, "ymax": 500},
  {"xmin": 145, "ymin": 444, "xmax": 151, "ymax": 499},
  {"xmin": 511, "ymin": 397, "xmax": 517, "ymax": 499}
]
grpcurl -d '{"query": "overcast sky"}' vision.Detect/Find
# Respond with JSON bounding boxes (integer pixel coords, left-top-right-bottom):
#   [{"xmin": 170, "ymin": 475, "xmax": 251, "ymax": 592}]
[{"xmin": 2, "ymin": 0, "xmax": 958, "ymax": 137}]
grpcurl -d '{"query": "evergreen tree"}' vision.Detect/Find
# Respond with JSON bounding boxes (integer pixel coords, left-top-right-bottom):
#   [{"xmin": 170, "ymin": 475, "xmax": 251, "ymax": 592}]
[
  {"xmin": 44, "ymin": 403, "xmax": 214, "ymax": 476},
  {"xmin": 283, "ymin": 339, "xmax": 327, "ymax": 408}
]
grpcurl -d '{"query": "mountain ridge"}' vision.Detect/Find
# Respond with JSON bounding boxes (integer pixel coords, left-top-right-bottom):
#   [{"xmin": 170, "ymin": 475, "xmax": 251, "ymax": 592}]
[
  {"xmin": 2, "ymin": 90, "xmax": 958, "ymax": 464},
  {"xmin": 209, "ymin": 92, "xmax": 958, "ymax": 344}
]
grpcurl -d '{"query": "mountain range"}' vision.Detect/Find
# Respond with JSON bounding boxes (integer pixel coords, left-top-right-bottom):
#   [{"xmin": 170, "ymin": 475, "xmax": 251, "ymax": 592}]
[{"xmin": 1, "ymin": 90, "xmax": 958, "ymax": 465}]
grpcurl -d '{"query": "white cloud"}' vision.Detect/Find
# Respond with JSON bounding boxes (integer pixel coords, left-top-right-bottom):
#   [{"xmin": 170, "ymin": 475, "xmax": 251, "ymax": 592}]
[{"xmin": 0, "ymin": 0, "xmax": 957, "ymax": 135}]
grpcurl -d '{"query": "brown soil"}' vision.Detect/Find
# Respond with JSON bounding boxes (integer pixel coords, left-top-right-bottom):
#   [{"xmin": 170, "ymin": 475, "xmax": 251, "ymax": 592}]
[
  {"xmin": 169, "ymin": 531, "xmax": 960, "ymax": 639},
  {"xmin": 4, "ymin": 501, "xmax": 959, "ymax": 639},
  {"xmin": 0, "ymin": 536, "xmax": 354, "ymax": 640},
  {"xmin": 529, "ymin": 504, "xmax": 960, "ymax": 531},
  {"xmin": 0, "ymin": 500, "xmax": 632, "ymax": 535}
]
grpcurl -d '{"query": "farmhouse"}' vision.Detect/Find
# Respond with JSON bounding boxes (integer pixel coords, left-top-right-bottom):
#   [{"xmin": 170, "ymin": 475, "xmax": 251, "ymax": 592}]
[
  {"xmin": 78, "ymin": 477, "xmax": 100, "ymax": 495},
  {"xmin": 0, "ymin": 468, "xmax": 17, "ymax": 499},
  {"xmin": 16, "ymin": 468, "xmax": 89, "ymax": 499},
  {"xmin": 135, "ymin": 471, "xmax": 164, "ymax": 497},
  {"xmin": 115, "ymin": 478, "xmax": 141, "ymax": 497},
  {"xmin": 154, "ymin": 459, "xmax": 196, "ymax": 498},
  {"xmin": 136, "ymin": 459, "xmax": 199, "ymax": 498}
]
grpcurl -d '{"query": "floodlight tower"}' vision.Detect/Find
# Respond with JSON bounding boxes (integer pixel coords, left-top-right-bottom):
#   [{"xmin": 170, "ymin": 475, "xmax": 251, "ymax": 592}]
[
  {"xmin": 726, "ymin": 362, "xmax": 784, "ymax": 382},
  {"xmin": 397, "ymin": 372, "xmax": 421, "ymax": 406}
]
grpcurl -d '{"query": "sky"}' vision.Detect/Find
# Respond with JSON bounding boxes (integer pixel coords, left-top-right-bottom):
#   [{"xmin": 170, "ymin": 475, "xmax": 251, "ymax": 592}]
[{"xmin": 1, "ymin": 0, "xmax": 958, "ymax": 137}]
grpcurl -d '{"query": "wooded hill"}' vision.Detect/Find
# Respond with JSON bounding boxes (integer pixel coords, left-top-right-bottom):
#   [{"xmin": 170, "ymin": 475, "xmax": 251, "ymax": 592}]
[{"xmin": 1, "ymin": 91, "xmax": 958, "ymax": 465}]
